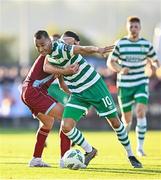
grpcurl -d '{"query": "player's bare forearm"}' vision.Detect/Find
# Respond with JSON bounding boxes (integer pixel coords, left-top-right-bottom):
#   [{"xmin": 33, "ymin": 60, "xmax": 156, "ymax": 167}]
[
  {"xmin": 43, "ymin": 56, "xmax": 65, "ymax": 75},
  {"xmin": 58, "ymin": 76, "xmax": 71, "ymax": 94},
  {"xmin": 73, "ymin": 45, "xmax": 114, "ymax": 56},
  {"xmin": 73, "ymin": 45, "xmax": 99, "ymax": 55},
  {"xmin": 44, "ymin": 56, "xmax": 79, "ymax": 76}
]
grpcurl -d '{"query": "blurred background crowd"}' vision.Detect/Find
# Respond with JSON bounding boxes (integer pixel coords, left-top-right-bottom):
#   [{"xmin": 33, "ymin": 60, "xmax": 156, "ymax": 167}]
[{"xmin": 0, "ymin": 0, "xmax": 161, "ymax": 130}]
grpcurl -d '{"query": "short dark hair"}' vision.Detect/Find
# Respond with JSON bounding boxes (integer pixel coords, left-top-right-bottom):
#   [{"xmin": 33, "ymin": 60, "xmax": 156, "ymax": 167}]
[
  {"xmin": 63, "ymin": 31, "xmax": 80, "ymax": 42},
  {"xmin": 34, "ymin": 30, "xmax": 49, "ymax": 39},
  {"xmin": 127, "ymin": 16, "xmax": 140, "ymax": 24},
  {"xmin": 52, "ymin": 33, "xmax": 61, "ymax": 41}
]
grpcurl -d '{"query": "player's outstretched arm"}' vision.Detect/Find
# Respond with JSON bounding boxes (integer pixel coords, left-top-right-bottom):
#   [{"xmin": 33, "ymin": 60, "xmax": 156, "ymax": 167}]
[{"xmin": 73, "ymin": 45, "xmax": 114, "ymax": 56}]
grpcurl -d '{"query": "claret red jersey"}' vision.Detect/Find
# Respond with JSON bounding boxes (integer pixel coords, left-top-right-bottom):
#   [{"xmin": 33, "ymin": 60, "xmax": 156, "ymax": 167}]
[{"xmin": 23, "ymin": 55, "xmax": 55, "ymax": 90}]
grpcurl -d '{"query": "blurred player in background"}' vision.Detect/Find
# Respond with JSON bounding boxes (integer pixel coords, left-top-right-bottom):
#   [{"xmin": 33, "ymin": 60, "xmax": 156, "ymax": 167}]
[
  {"xmin": 37, "ymin": 30, "xmax": 143, "ymax": 168},
  {"xmin": 107, "ymin": 16, "xmax": 160, "ymax": 156}
]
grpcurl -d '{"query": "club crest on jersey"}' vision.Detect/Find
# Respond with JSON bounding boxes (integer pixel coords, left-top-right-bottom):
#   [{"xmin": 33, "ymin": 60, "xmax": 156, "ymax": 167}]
[
  {"xmin": 64, "ymin": 44, "xmax": 72, "ymax": 52},
  {"xmin": 140, "ymin": 45, "xmax": 146, "ymax": 52}
]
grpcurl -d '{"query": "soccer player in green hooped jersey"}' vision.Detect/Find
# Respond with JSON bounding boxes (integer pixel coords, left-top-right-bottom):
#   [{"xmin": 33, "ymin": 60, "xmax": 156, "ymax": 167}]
[
  {"xmin": 42, "ymin": 32, "xmax": 80, "ymax": 150},
  {"xmin": 48, "ymin": 31, "xmax": 81, "ymax": 105},
  {"xmin": 34, "ymin": 30, "xmax": 142, "ymax": 168},
  {"xmin": 107, "ymin": 16, "xmax": 160, "ymax": 157}
]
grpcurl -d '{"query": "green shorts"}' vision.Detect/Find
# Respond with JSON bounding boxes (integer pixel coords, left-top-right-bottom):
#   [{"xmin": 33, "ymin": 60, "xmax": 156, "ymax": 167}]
[
  {"xmin": 63, "ymin": 78, "xmax": 118, "ymax": 121},
  {"xmin": 118, "ymin": 84, "xmax": 149, "ymax": 113},
  {"xmin": 48, "ymin": 83, "xmax": 69, "ymax": 106}
]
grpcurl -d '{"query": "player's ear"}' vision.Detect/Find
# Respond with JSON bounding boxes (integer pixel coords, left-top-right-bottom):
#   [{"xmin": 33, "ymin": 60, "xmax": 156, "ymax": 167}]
[{"xmin": 74, "ymin": 41, "xmax": 80, "ymax": 45}]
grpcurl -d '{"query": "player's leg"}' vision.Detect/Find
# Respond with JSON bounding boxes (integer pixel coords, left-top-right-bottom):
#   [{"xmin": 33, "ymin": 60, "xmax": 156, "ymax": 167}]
[
  {"xmin": 23, "ymin": 87, "xmax": 70, "ymax": 167},
  {"xmin": 107, "ymin": 115, "xmax": 142, "ymax": 167},
  {"xmin": 47, "ymin": 102, "xmax": 71, "ymax": 159},
  {"xmin": 30, "ymin": 102, "xmax": 70, "ymax": 167},
  {"xmin": 118, "ymin": 87, "xmax": 134, "ymax": 133},
  {"xmin": 61, "ymin": 95, "xmax": 97, "ymax": 167},
  {"xmin": 106, "ymin": 116, "xmax": 141, "ymax": 168},
  {"xmin": 48, "ymin": 83, "xmax": 72, "ymax": 157},
  {"xmin": 38, "ymin": 121, "xmax": 47, "ymax": 148},
  {"xmin": 134, "ymin": 84, "xmax": 148, "ymax": 156},
  {"xmin": 29, "ymin": 111, "xmax": 55, "ymax": 167},
  {"xmin": 48, "ymin": 82, "xmax": 71, "ymax": 154},
  {"xmin": 21, "ymin": 86, "xmax": 54, "ymax": 167},
  {"xmin": 62, "ymin": 118, "xmax": 97, "ymax": 167},
  {"xmin": 91, "ymin": 78, "xmax": 142, "ymax": 168},
  {"xmin": 48, "ymin": 82, "xmax": 69, "ymax": 106},
  {"xmin": 38, "ymin": 82, "xmax": 69, "ymax": 149},
  {"xmin": 135, "ymin": 103, "xmax": 147, "ymax": 156},
  {"xmin": 121, "ymin": 111, "xmax": 133, "ymax": 133}
]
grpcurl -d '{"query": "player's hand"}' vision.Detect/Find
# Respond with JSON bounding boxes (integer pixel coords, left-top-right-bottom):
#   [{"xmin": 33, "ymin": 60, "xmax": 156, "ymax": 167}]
[
  {"xmin": 151, "ymin": 66, "xmax": 157, "ymax": 76},
  {"xmin": 119, "ymin": 67, "xmax": 130, "ymax": 75},
  {"xmin": 64, "ymin": 62, "xmax": 79, "ymax": 75},
  {"xmin": 54, "ymin": 74, "xmax": 60, "ymax": 78},
  {"xmin": 98, "ymin": 45, "xmax": 115, "ymax": 57},
  {"xmin": 145, "ymin": 64, "xmax": 157, "ymax": 77}
]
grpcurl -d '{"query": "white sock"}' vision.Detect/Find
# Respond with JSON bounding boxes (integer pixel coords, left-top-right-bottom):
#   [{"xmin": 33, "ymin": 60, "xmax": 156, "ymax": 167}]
[
  {"xmin": 81, "ymin": 140, "xmax": 92, "ymax": 153},
  {"xmin": 114, "ymin": 123, "xmax": 134, "ymax": 157},
  {"xmin": 64, "ymin": 127, "xmax": 92, "ymax": 153},
  {"xmin": 126, "ymin": 121, "xmax": 132, "ymax": 134},
  {"xmin": 121, "ymin": 117, "xmax": 132, "ymax": 134},
  {"xmin": 136, "ymin": 117, "xmax": 147, "ymax": 150}
]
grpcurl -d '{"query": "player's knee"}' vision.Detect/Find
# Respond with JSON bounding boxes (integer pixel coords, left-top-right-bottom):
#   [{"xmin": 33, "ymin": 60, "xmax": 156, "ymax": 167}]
[
  {"xmin": 136, "ymin": 108, "xmax": 145, "ymax": 118},
  {"xmin": 108, "ymin": 117, "xmax": 121, "ymax": 129},
  {"xmin": 56, "ymin": 113, "xmax": 62, "ymax": 120},
  {"xmin": 136, "ymin": 104, "xmax": 146, "ymax": 118},
  {"xmin": 61, "ymin": 125, "xmax": 71, "ymax": 133},
  {"xmin": 45, "ymin": 120, "xmax": 54, "ymax": 130},
  {"xmin": 61, "ymin": 118, "xmax": 75, "ymax": 133},
  {"xmin": 121, "ymin": 111, "xmax": 132, "ymax": 124},
  {"xmin": 61, "ymin": 123, "xmax": 73, "ymax": 133},
  {"xmin": 112, "ymin": 121, "xmax": 121, "ymax": 129}
]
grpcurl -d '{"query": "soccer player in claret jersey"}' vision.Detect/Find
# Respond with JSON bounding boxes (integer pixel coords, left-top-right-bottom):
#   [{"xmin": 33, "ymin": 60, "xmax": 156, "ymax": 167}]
[
  {"xmin": 21, "ymin": 33, "xmax": 80, "ymax": 167},
  {"xmin": 35, "ymin": 30, "xmax": 143, "ymax": 168},
  {"xmin": 107, "ymin": 16, "xmax": 160, "ymax": 157},
  {"xmin": 31, "ymin": 32, "xmax": 81, "ymax": 163}
]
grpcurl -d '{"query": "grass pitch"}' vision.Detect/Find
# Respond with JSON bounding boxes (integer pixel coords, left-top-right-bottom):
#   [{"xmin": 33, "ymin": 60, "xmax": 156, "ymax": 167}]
[{"xmin": 0, "ymin": 128, "xmax": 161, "ymax": 180}]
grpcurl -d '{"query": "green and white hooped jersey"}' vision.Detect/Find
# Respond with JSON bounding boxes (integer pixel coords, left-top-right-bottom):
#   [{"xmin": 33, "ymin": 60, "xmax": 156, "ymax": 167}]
[
  {"xmin": 108, "ymin": 37, "xmax": 157, "ymax": 88},
  {"xmin": 47, "ymin": 41, "xmax": 101, "ymax": 93}
]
